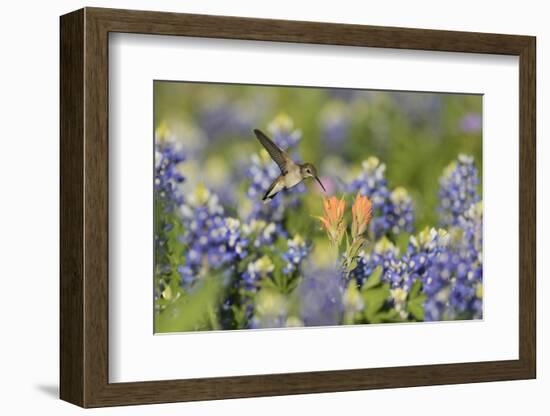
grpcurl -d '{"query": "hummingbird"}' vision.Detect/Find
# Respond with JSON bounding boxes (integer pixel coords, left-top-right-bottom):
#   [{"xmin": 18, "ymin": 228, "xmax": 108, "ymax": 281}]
[{"xmin": 253, "ymin": 129, "xmax": 326, "ymax": 201}]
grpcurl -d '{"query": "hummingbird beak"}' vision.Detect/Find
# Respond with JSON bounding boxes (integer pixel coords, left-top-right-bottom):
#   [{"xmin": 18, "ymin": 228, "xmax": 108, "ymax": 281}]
[{"xmin": 315, "ymin": 176, "xmax": 327, "ymax": 192}]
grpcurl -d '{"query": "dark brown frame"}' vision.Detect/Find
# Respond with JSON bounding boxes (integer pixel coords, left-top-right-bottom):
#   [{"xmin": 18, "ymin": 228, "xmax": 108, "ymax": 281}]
[{"xmin": 60, "ymin": 7, "xmax": 536, "ymax": 408}]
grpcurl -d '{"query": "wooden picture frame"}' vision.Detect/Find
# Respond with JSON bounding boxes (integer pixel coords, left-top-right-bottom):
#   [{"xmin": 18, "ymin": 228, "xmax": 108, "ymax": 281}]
[{"xmin": 60, "ymin": 7, "xmax": 536, "ymax": 408}]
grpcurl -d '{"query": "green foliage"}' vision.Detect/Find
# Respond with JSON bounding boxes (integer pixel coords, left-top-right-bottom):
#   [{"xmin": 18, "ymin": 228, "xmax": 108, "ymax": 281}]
[
  {"xmin": 407, "ymin": 279, "xmax": 427, "ymax": 321},
  {"xmin": 363, "ymin": 266, "xmax": 383, "ymax": 290},
  {"xmin": 154, "ymin": 207, "xmax": 186, "ymax": 313},
  {"xmin": 155, "ymin": 273, "xmax": 224, "ymax": 333},
  {"xmin": 361, "ymin": 267, "xmax": 391, "ymax": 323}
]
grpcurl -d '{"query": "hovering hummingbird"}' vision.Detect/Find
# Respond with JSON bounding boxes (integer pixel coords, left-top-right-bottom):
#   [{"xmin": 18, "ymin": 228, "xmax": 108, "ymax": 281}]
[{"xmin": 253, "ymin": 129, "xmax": 326, "ymax": 201}]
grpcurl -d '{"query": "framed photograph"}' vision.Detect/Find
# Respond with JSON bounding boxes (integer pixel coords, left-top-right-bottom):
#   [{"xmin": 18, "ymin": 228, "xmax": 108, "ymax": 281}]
[{"xmin": 60, "ymin": 7, "xmax": 536, "ymax": 408}]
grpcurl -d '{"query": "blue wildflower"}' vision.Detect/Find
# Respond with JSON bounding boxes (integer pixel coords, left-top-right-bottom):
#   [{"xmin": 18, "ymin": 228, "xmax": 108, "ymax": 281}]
[
  {"xmin": 154, "ymin": 141, "xmax": 185, "ymax": 211},
  {"xmin": 319, "ymin": 102, "xmax": 350, "ymax": 149},
  {"xmin": 241, "ymin": 255, "xmax": 275, "ymax": 291},
  {"xmin": 459, "ymin": 112, "xmax": 482, "ymax": 134},
  {"xmin": 298, "ymin": 265, "xmax": 344, "ymax": 326},
  {"xmin": 242, "ymin": 219, "xmax": 278, "ymax": 249},
  {"xmin": 349, "ymin": 157, "xmax": 415, "ymax": 239},
  {"xmin": 267, "ymin": 113, "xmax": 302, "ymax": 150},
  {"xmin": 409, "ymin": 222, "xmax": 482, "ymax": 321},
  {"xmin": 198, "ymin": 96, "xmax": 255, "ymax": 140},
  {"xmin": 392, "ymin": 92, "xmax": 442, "ymax": 127},
  {"xmin": 388, "ymin": 187, "xmax": 415, "ymax": 235},
  {"xmin": 282, "ymin": 235, "xmax": 309, "ymax": 275},
  {"xmin": 178, "ymin": 185, "xmax": 248, "ymax": 288},
  {"xmin": 438, "ymin": 154, "xmax": 480, "ymax": 227},
  {"xmin": 154, "ymin": 131, "xmax": 187, "ymax": 289}
]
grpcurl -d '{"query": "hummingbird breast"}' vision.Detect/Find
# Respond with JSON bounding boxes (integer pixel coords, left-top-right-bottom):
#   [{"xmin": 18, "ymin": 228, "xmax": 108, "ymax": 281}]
[{"xmin": 283, "ymin": 167, "xmax": 303, "ymax": 188}]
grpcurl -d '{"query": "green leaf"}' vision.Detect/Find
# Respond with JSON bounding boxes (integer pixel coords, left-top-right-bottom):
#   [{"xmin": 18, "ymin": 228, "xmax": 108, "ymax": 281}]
[
  {"xmin": 155, "ymin": 273, "xmax": 224, "ymax": 333},
  {"xmin": 396, "ymin": 232, "xmax": 410, "ymax": 254},
  {"xmin": 286, "ymin": 277, "xmax": 300, "ymax": 294},
  {"xmin": 260, "ymin": 277, "xmax": 279, "ymax": 291},
  {"xmin": 237, "ymin": 254, "xmax": 254, "ymax": 273},
  {"xmin": 363, "ymin": 266, "xmax": 383, "ymax": 290},
  {"xmin": 409, "ymin": 278, "xmax": 423, "ymax": 300},
  {"xmin": 345, "ymin": 258, "xmax": 358, "ymax": 273},
  {"xmin": 376, "ymin": 309, "xmax": 406, "ymax": 323},
  {"xmin": 407, "ymin": 295, "xmax": 426, "ymax": 321},
  {"xmin": 363, "ymin": 284, "xmax": 390, "ymax": 322}
]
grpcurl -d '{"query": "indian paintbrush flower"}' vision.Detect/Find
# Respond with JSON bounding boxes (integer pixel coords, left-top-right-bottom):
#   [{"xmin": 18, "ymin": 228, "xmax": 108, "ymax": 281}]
[
  {"xmin": 315, "ymin": 196, "xmax": 346, "ymax": 245},
  {"xmin": 351, "ymin": 193, "xmax": 373, "ymax": 239}
]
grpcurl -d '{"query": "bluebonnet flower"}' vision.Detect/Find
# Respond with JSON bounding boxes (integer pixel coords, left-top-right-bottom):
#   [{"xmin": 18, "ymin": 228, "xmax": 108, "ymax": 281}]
[
  {"xmin": 178, "ymin": 185, "xmax": 248, "ymax": 288},
  {"xmin": 177, "ymin": 265, "xmax": 195, "ymax": 286},
  {"xmin": 154, "ymin": 139, "xmax": 185, "ymax": 211},
  {"xmin": 240, "ymin": 255, "xmax": 276, "ymax": 325},
  {"xmin": 459, "ymin": 112, "xmax": 482, "ymax": 134},
  {"xmin": 345, "ymin": 155, "xmax": 481, "ymax": 322},
  {"xmin": 241, "ymin": 255, "xmax": 275, "ymax": 292},
  {"xmin": 326, "ymin": 88, "xmax": 359, "ymax": 102},
  {"xmin": 408, "ymin": 223, "xmax": 482, "ymax": 321},
  {"xmin": 458, "ymin": 202, "xmax": 483, "ymax": 273},
  {"xmin": 438, "ymin": 157, "xmax": 482, "ymax": 326},
  {"xmin": 224, "ymin": 217, "xmax": 249, "ymax": 258},
  {"xmin": 154, "ymin": 127, "xmax": 187, "ymax": 290},
  {"xmin": 219, "ymin": 218, "xmax": 283, "ymax": 326},
  {"xmin": 438, "ymin": 154, "xmax": 480, "ymax": 227},
  {"xmin": 319, "ymin": 102, "xmax": 350, "ymax": 149},
  {"xmin": 348, "ymin": 157, "xmax": 415, "ymax": 238},
  {"xmin": 350, "ymin": 236, "xmax": 412, "ymax": 296},
  {"xmin": 267, "ymin": 113, "xmax": 302, "ymax": 150},
  {"xmin": 406, "ymin": 228, "xmax": 452, "ymax": 320},
  {"xmin": 389, "ymin": 287, "xmax": 409, "ymax": 319},
  {"xmin": 452, "ymin": 201, "xmax": 483, "ymax": 318},
  {"xmin": 349, "ymin": 251, "xmax": 374, "ymax": 288},
  {"xmin": 348, "ymin": 240, "xmax": 394, "ymax": 289},
  {"xmin": 242, "ymin": 219, "xmax": 278, "ymax": 249},
  {"xmin": 282, "ymin": 234, "xmax": 309, "ymax": 275},
  {"xmin": 326, "ymin": 89, "xmax": 379, "ymax": 103},
  {"xmin": 197, "ymin": 95, "xmax": 256, "ymax": 140},
  {"xmin": 298, "ymin": 265, "xmax": 344, "ymax": 326},
  {"xmin": 387, "ymin": 187, "xmax": 415, "ymax": 235},
  {"xmin": 352, "ymin": 237, "xmax": 410, "ymax": 290},
  {"xmin": 391, "ymin": 92, "xmax": 442, "ymax": 127},
  {"xmin": 350, "ymin": 223, "xmax": 482, "ymax": 321}
]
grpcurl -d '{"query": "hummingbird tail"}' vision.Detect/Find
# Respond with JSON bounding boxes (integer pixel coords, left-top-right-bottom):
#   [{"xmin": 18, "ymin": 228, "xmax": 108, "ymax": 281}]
[{"xmin": 263, "ymin": 189, "xmax": 282, "ymax": 202}]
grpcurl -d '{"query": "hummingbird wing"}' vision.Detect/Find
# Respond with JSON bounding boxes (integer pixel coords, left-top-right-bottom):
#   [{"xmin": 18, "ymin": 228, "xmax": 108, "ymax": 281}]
[{"xmin": 253, "ymin": 129, "xmax": 293, "ymax": 175}]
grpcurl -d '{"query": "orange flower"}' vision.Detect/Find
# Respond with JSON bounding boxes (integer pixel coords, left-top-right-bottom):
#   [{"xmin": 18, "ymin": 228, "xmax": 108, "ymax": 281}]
[
  {"xmin": 351, "ymin": 193, "xmax": 372, "ymax": 238},
  {"xmin": 315, "ymin": 196, "xmax": 346, "ymax": 245}
]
